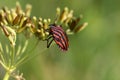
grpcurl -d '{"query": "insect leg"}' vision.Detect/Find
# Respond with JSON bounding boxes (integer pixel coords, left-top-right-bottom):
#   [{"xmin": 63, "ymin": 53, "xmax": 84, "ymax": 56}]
[{"xmin": 47, "ymin": 35, "xmax": 54, "ymax": 48}]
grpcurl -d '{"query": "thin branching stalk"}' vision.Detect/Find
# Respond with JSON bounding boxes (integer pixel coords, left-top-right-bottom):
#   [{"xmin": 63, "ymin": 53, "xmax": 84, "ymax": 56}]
[{"xmin": 3, "ymin": 71, "xmax": 9, "ymax": 80}]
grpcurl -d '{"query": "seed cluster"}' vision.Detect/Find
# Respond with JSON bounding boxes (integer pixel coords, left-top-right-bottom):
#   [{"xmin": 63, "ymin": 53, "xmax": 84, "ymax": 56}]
[{"xmin": 0, "ymin": 2, "xmax": 87, "ymax": 46}]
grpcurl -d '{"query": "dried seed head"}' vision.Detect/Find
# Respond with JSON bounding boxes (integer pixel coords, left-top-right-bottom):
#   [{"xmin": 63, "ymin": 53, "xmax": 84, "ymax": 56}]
[
  {"xmin": 0, "ymin": 23, "xmax": 16, "ymax": 46},
  {"xmin": 59, "ymin": 7, "xmax": 69, "ymax": 23},
  {"xmin": 66, "ymin": 29, "xmax": 74, "ymax": 35},
  {"xmin": 68, "ymin": 17, "xmax": 80, "ymax": 31},
  {"xmin": 56, "ymin": 7, "xmax": 60, "ymax": 16},
  {"xmin": 74, "ymin": 22, "xmax": 88, "ymax": 33},
  {"xmin": 38, "ymin": 17, "xmax": 42, "ymax": 22},
  {"xmin": 0, "ymin": 22, "xmax": 9, "ymax": 37},
  {"xmin": 5, "ymin": 10, "xmax": 12, "ymax": 24},
  {"xmin": 19, "ymin": 16, "xmax": 27, "ymax": 28},
  {"xmin": 16, "ymin": 1, "xmax": 22, "ymax": 14},
  {"xmin": 32, "ymin": 16, "xmax": 37, "ymax": 26},
  {"xmin": 47, "ymin": 18, "xmax": 51, "ymax": 23},
  {"xmin": 12, "ymin": 14, "xmax": 22, "ymax": 25},
  {"xmin": 64, "ymin": 10, "xmax": 73, "ymax": 25},
  {"xmin": 43, "ymin": 19, "xmax": 49, "ymax": 30},
  {"xmin": 25, "ymin": 4, "xmax": 32, "ymax": 17},
  {"xmin": 55, "ymin": 7, "xmax": 60, "ymax": 23},
  {"xmin": 11, "ymin": 9, "xmax": 17, "ymax": 19}
]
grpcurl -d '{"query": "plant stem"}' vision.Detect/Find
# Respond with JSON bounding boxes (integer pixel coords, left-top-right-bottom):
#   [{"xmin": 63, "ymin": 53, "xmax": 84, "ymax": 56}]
[
  {"xmin": 3, "ymin": 71, "xmax": 10, "ymax": 80},
  {"xmin": 11, "ymin": 46, "xmax": 15, "ymax": 66}
]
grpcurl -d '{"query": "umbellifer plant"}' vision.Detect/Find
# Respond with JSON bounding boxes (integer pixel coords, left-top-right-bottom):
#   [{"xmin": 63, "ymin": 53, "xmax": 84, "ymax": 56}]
[{"xmin": 0, "ymin": 2, "xmax": 88, "ymax": 80}]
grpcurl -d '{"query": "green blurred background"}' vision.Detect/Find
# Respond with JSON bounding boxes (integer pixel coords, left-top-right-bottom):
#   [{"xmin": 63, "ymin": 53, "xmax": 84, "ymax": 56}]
[{"xmin": 0, "ymin": 0, "xmax": 120, "ymax": 80}]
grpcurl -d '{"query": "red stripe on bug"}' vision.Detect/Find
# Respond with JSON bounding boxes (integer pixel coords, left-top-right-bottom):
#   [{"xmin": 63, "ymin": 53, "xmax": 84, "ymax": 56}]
[
  {"xmin": 47, "ymin": 24, "xmax": 69, "ymax": 51},
  {"xmin": 53, "ymin": 30, "xmax": 68, "ymax": 50},
  {"xmin": 51, "ymin": 26, "xmax": 68, "ymax": 50},
  {"xmin": 53, "ymin": 32, "xmax": 66, "ymax": 50}
]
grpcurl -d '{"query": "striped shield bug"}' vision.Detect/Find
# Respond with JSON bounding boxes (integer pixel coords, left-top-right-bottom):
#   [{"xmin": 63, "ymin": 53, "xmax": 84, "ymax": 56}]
[{"xmin": 46, "ymin": 24, "xmax": 69, "ymax": 51}]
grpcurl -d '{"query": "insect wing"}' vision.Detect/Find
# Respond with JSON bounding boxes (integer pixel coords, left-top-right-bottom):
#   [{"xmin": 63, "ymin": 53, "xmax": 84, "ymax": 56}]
[{"xmin": 50, "ymin": 26, "xmax": 69, "ymax": 51}]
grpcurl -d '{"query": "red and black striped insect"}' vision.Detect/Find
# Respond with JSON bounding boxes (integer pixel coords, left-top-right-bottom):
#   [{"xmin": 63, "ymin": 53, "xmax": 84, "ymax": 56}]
[{"xmin": 47, "ymin": 24, "xmax": 69, "ymax": 51}]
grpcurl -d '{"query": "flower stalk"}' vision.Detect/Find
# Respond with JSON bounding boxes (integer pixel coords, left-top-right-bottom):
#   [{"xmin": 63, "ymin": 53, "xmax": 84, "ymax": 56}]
[{"xmin": 3, "ymin": 71, "xmax": 9, "ymax": 80}]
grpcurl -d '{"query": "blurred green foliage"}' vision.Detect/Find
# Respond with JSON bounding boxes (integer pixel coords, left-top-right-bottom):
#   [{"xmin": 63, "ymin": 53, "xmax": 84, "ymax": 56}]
[{"xmin": 0, "ymin": 0, "xmax": 120, "ymax": 80}]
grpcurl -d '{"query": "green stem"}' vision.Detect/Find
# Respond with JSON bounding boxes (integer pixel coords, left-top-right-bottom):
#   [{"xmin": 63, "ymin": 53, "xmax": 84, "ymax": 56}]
[
  {"xmin": 3, "ymin": 71, "xmax": 10, "ymax": 80},
  {"xmin": 11, "ymin": 46, "xmax": 15, "ymax": 66},
  {"xmin": 15, "ymin": 40, "xmax": 39, "ymax": 67}
]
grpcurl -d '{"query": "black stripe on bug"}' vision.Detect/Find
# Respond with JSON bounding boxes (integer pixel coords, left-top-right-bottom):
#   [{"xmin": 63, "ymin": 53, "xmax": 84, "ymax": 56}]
[{"xmin": 46, "ymin": 24, "xmax": 69, "ymax": 51}]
